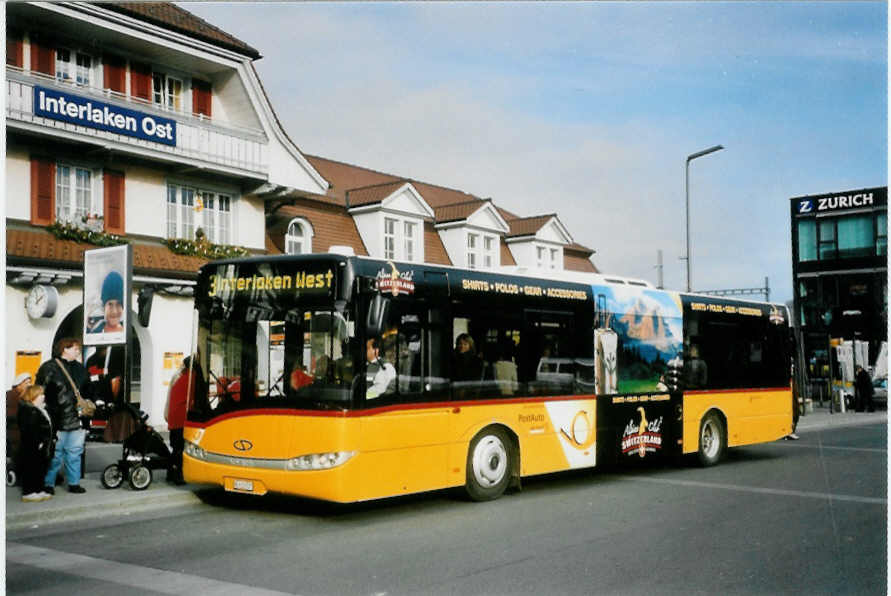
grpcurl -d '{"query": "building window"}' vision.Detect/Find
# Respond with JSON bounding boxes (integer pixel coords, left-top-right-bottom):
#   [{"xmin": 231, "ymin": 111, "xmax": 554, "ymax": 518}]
[
  {"xmin": 382, "ymin": 216, "xmax": 420, "ymax": 262},
  {"xmin": 818, "ymin": 220, "xmax": 836, "ymax": 260},
  {"xmin": 797, "ymin": 219, "xmax": 817, "ymax": 262},
  {"xmin": 285, "ymin": 218, "xmax": 313, "ymax": 255},
  {"xmin": 467, "ymin": 233, "xmax": 479, "ymax": 269},
  {"xmin": 384, "ymin": 217, "xmax": 397, "ymax": 260},
  {"xmin": 55, "ymin": 49, "xmax": 93, "ymax": 86},
  {"xmin": 167, "ymin": 184, "xmax": 234, "ymax": 242},
  {"xmin": 483, "ymin": 236, "xmax": 495, "ymax": 269},
  {"xmin": 877, "ymin": 213, "xmax": 887, "ymax": 256},
  {"xmin": 153, "ymin": 73, "xmax": 183, "ymax": 111},
  {"xmin": 199, "ymin": 192, "xmax": 232, "ymax": 245},
  {"xmin": 404, "ymin": 222, "xmax": 416, "ymax": 262},
  {"xmin": 837, "ymin": 214, "xmax": 875, "ymax": 259},
  {"xmin": 536, "ymin": 246, "xmax": 545, "ymax": 268},
  {"xmin": 550, "ymin": 248, "xmax": 559, "ymax": 269},
  {"xmin": 56, "ymin": 163, "xmax": 99, "ymax": 223}
]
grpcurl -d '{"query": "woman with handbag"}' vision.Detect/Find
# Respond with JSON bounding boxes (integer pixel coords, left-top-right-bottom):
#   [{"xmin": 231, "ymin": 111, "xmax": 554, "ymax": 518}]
[
  {"xmin": 35, "ymin": 337, "xmax": 95, "ymax": 495},
  {"xmin": 16, "ymin": 385, "xmax": 54, "ymax": 502}
]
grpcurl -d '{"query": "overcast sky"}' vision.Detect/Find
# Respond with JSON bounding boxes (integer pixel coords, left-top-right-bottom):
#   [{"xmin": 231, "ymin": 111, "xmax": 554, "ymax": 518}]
[{"xmin": 182, "ymin": 1, "xmax": 887, "ymax": 303}]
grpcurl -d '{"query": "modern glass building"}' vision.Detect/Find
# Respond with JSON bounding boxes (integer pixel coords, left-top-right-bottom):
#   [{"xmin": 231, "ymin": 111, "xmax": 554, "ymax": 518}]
[{"xmin": 790, "ymin": 186, "xmax": 887, "ymax": 381}]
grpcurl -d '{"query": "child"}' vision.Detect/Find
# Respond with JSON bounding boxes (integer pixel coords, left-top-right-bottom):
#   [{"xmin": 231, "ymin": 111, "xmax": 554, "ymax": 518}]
[{"xmin": 17, "ymin": 385, "xmax": 54, "ymax": 502}]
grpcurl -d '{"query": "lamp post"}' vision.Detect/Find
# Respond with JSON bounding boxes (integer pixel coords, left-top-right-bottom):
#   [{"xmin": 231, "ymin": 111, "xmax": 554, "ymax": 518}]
[{"xmin": 684, "ymin": 144, "xmax": 724, "ymax": 292}]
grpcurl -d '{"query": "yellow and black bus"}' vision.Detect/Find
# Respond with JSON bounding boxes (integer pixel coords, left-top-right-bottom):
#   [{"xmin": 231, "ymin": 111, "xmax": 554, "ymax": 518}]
[{"xmin": 183, "ymin": 254, "xmax": 793, "ymax": 502}]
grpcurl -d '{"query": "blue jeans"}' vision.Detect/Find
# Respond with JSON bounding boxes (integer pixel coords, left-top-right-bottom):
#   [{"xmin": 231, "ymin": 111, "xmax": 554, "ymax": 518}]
[{"xmin": 44, "ymin": 429, "xmax": 86, "ymax": 487}]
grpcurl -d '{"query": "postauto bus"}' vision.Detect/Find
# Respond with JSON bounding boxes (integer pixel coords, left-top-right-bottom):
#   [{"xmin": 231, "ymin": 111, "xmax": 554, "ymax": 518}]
[{"xmin": 182, "ymin": 253, "xmax": 794, "ymax": 502}]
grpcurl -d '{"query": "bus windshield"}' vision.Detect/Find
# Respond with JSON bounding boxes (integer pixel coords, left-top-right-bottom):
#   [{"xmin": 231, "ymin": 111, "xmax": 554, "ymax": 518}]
[{"xmin": 189, "ymin": 306, "xmax": 358, "ymax": 420}]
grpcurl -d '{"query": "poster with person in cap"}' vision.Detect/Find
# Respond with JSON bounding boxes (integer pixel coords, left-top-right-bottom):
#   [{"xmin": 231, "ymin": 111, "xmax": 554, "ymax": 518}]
[{"xmin": 83, "ymin": 245, "xmax": 131, "ymax": 346}]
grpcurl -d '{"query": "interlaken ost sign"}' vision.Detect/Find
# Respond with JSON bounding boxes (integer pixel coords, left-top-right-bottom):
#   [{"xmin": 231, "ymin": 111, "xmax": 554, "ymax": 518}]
[{"xmin": 34, "ymin": 86, "xmax": 177, "ymax": 146}]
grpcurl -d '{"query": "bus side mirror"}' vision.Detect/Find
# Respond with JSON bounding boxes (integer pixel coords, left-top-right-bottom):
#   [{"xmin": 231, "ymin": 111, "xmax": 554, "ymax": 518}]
[
  {"xmin": 366, "ymin": 293, "xmax": 390, "ymax": 337},
  {"xmin": 137, "ymin": 286, "xmax": 154, "ymax": 327}
]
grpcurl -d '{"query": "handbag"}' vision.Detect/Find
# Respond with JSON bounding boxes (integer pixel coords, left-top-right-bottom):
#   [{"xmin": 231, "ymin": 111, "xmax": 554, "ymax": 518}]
[{"xmin": 55, "ymin": 358, "xmax": 97, "ymax": 418}]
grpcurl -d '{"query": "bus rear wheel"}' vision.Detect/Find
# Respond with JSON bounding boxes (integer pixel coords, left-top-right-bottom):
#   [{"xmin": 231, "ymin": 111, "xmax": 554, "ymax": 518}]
[
  {"xmin": 697, "ymin": 412, "xmax": 726, "ymax": 467},
  {"xmin": 465, "ymin": 427, "xmax": 512, "ymax": 502}
]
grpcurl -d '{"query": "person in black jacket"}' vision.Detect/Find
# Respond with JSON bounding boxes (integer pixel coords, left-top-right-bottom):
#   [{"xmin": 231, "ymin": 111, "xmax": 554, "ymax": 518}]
[
  {"xmin": 17, "ymin": 385, "xmax": 53, "ymax": 502},
  {"xmin": 36, "ymin": 337, "xmax": 93, "ymax": 495},
  {"xmin": 855, "ymin": 365, "xmax": 875, "ymax": 413}
]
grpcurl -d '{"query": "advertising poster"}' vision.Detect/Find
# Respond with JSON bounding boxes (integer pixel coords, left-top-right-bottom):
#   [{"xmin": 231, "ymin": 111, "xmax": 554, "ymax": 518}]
[{"xmin": 83, "ymin": 245, "xmax": 131, "ymax": 346}]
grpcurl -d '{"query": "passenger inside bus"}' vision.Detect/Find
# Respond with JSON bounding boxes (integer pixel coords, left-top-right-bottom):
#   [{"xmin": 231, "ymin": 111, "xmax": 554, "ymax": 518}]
[
  {"xmin": 365, "ymin": 337, "xmax": 396, "ymax": 399},
  {"xmin": 685, "ymin": 344, "xmax": 708, "ymax": 389},
  {"xmin": 290, "ymin": 364, "xmax": 313, "ymax": 391},
  {"xmin": 454, "ymin": 333, "xmax": 483, "ymax": 382}
]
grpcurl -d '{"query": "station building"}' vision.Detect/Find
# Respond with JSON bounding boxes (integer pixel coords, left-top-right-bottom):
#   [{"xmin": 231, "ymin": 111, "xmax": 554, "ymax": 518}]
[
  {"xmin": 5, "ymin": 2, "xmax": 597, "ymax": 428},
  {"xmin": 790, "ymin": 186, "xmax": 887, "ymax": 379}
]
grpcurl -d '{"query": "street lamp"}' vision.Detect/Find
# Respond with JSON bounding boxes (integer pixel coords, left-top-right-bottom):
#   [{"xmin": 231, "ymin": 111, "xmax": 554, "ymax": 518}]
[{"xmin": 684, "ymin": 144, "xmax": 724, "ymax": 292}]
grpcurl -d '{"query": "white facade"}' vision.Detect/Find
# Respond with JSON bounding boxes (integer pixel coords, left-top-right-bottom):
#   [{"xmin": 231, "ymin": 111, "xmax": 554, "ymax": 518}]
[{"xmin": 5, "ymin": 3, "xmax": 328, "ymax": 428}]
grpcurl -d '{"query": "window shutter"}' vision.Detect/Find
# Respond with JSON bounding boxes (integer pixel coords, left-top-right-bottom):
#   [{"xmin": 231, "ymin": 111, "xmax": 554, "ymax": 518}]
[
  {"xmin": 192, "ymin": 79, "xmax": 212, "ymax": 117},
  {"xmin": 130, "ymin": 62, "xmax": 151, "ymax": 101},
  {"xmin": 6, "ymin": 31, "xmax": 23, "ymax": 67},
  {"xmin": 30, "ymin": 40, "xmax": 54, "ymax": 76},
  {"xmin": 103, "ymin": 55, "xmax": 126, "ymax": 93},
  {"xmin": 30, "ymin": 157, "xmax": 55, "ymax": 226},
  {"xmin": 104, "ymin": 170, "xmax": 126, "ymax": 235}
]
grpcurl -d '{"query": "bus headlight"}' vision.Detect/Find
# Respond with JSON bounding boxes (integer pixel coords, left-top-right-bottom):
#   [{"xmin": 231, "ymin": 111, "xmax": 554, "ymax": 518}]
[
  {"xmin": 184, "ymin": 441, "xmax": 207, "ymax": 461},
  {"xmin": 286, "ymin": 451, "xmax": 357, "ymax": 471}
]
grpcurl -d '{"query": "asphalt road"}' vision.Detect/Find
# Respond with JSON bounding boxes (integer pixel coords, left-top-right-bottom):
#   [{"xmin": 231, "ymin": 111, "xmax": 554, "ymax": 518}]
[{"xmin": 7, "ymin": 423, "xmax": 887, "ymax": 596}]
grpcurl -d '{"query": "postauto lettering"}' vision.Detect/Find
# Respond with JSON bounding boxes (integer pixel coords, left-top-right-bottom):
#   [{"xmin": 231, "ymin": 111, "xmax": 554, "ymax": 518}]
[{"xmin": 34, "ymin": 86, "xmax": 176, "ymax": 146}]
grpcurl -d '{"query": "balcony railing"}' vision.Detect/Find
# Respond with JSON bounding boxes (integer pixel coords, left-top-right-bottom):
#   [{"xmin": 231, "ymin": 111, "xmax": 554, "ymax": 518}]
[{"xmin": 7, "ymin": 68, "xmax": 269, "ymax": 177}]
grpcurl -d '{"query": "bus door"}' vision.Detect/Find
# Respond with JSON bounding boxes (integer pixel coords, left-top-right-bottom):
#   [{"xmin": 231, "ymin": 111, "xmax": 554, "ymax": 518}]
[{"xmin": 358, "ymin": 296, "xmax": 454, "ymax": 498}]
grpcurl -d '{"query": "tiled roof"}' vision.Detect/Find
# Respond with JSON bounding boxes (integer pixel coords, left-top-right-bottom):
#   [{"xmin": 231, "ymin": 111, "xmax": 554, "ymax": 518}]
[
  {"xmin": 266, "ymin": 199, "xmax": 369, "ymax": 256},
  {"xmin": 304, "ymin": 155, "xmax": 482, "ymax": 211},
  {"xmin": 564, "ymin": 241, "xmax": 595, "ymax": 255},
  {"xmin": 506, "ymin": 215, "xmax": 556, "ymax": 238},
  {"xmin": 105, "ymin": 3, "xmax": 261, "ymax": 59},
  {"xmin": 346, "ymin": 181, "xmax": 410, "ymax": 208},
  {"xmin": 424, "ymin": 222, "xmax": 451, "ymax": 265},
  {"xmin": 433, "ymin": 199, "xmax": 490, "ymax": 224},
  {"xmin": 7, "ymin": 227, "xmax": 207, "ymax": 278},
  {"xmin": 564, "ymin": 252, "xmax": 599, "ymax": 273},
  {"xmin": 500, "ymin": 238, "xmax": 517, "ymax": 267},
  {"xmin": 305, "ymin": 155, "xmax": 401, "ymax": 204}
]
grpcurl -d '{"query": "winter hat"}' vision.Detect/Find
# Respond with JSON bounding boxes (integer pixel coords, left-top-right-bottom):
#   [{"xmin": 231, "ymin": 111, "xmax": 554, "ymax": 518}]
[
  {"xmin": 101, "ymin": 271, "xmax": 124, "ymax": 304},
  {"xmin": 12, "ymin": 372, "xmax": 30, "ymax": 388}
]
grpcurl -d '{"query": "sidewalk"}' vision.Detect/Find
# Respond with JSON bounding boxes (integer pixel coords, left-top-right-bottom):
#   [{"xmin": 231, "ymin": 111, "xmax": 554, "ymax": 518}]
[{"xmin": 5, "ymin": 407, "xmax": 886, "ymax": 531}]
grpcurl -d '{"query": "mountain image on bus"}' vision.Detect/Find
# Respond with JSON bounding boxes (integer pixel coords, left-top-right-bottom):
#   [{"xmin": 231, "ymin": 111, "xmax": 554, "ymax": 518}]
[{"xmin": 182, "ymin": 253, "xmax": 794, "ymax": 503}]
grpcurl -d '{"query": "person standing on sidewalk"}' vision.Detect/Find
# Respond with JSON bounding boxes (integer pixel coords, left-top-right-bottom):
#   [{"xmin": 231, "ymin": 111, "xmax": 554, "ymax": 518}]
[
  {"xmin": 165, "ymin": 355, "xmax": 202, "ymax": 485},
  {"xmin": 37, "ymin": 338, "xmax": 92, "ymax": 495},
  {"xmin": 7, "ymin": 372, "xmax": 32, "ymax": 468},
  {"xmin": 855, "ymin": 365, "xmax": 876, "ymax": 413},
  {"xmin": 16, "ymin": 385, "xmax": 53, "ymax": 502}
]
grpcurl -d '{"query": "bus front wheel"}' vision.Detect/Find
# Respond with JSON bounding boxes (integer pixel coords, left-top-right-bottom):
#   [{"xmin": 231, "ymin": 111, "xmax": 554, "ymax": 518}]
[
  {"xmin": 465, "ymin": 427, "xmax": 512, "ymax": 501},
  {"xmin": 697, "ymin": 412, "xmax": 726, "ymax": 467}
]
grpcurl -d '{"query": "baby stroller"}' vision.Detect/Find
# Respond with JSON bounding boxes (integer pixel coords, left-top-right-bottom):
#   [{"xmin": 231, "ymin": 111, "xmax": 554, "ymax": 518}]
[{"xmin": 101, "ymin": 404, "xmax": 171, "ymax": 490}]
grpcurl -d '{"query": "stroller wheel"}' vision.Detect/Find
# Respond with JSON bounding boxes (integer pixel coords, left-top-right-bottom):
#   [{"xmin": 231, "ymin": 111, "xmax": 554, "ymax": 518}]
[
  {"xmin": 128, "ymin": 464, "xmax": 152, "ymax": 491},
  {"xmin": 101, "ymin": 463, "xmax": 124, "ymax": 489},
  {"xmin": 6, "ymin": 469, "xmax": 17, "ymax": 487}
]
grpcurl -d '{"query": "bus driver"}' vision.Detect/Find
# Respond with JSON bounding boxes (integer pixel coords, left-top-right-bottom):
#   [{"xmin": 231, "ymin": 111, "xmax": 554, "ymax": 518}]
[{"xmin": 365, "ymin": 338, "xmax": 396, "ymax": 399}]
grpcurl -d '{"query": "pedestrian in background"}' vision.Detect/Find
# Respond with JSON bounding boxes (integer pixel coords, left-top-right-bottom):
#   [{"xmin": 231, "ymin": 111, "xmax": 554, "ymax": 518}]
[
  {"xmin": 855, "ymin": 365, "xmax": 875, "ymax": 413},
  {"xmin": 7, "ymin": 372, "xmax": 32, "ymax": 468},
  {"xmin": 37, "ymin": 338, "xmax": 93, "ymax": 495},
  {"xmin": 16, "ymin": 385, "xmax": 53, "ymax": 502},
  {"xmin": 164, "ymin": 356, "xmax": 196, "ymax": 485}
]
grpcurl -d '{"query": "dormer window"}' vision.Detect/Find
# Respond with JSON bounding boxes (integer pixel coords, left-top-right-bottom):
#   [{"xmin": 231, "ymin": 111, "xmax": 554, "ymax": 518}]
[
  {"xmin": 286, "ymin": 218, "xmax": 314, "ymax": 255},
  {"xmin": 380, "ymin": 216, "xmax": 420, "ymax": 262}
]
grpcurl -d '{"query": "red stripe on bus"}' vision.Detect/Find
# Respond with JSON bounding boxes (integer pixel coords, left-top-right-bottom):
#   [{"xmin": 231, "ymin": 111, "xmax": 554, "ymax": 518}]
[{"xmin": 184, "ymin": 394, "xmax": 597, "ymax": 428}]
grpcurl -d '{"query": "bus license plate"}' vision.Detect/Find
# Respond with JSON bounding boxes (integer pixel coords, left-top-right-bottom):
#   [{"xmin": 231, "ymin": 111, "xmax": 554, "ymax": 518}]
[{"xmin": 233, "ymin": 479, "xmax": 253, "ymax": 492}]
